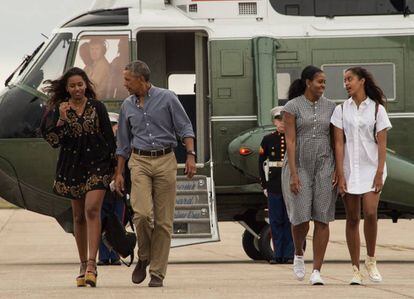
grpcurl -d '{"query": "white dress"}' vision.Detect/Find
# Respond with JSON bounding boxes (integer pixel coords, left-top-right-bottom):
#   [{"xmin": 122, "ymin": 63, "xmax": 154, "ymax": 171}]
[{"xmin": 330, "ymin": 97, "xmax": 392, "ymax": 194}]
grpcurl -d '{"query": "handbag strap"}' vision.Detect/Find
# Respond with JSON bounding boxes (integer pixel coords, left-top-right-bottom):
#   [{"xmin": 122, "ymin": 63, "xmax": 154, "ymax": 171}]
[
  {"xmin": 122, "ymin": 194, "xmax": 135, "ymax": 232},
  {"xmin": 120, "ymin": 250, "xmax": 134, "ymax": 267}
]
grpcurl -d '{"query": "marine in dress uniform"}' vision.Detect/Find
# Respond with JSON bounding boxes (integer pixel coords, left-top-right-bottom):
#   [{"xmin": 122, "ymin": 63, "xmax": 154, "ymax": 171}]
[{"xmin": 259, "ymin": 106, "xmax": 294, "ymax": 264}]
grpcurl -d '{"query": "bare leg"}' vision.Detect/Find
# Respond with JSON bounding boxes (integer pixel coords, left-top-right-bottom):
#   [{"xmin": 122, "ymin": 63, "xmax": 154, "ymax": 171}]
[
  {"xmin": 312, "ymin": 221, "xmax": 329, "ymax": 271},
  {"xmin": 71, "ymin": 199, "xmax": 87, "ymax": 264},
  {"xmin": 292, "ymin": 222, "xmax": 309, "ymax": 256},
  {"xmin": 84, "ymin": 189, "xmax": 105, "ymax": 272},
  {"xmin": 362, "ymin": 192, "xmax": 380, "ymax": 257},
  {"xmin": 343, "ymin": 194, "xmax": 361, "ymax": 268}
]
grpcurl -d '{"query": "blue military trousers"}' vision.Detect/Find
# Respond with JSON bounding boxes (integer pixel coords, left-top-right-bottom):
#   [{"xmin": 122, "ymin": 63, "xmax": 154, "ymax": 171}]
[
  {"xmin": 268, "ymin": 193, "xmax": 294, "ymax": 259},
  {"xmin": 99, "ymin": 194, "xmax": 125, "ymax": 261}
]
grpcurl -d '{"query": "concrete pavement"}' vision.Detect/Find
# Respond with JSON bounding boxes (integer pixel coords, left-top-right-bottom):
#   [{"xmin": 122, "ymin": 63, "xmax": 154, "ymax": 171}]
[{"xmin": 0, "ymin": 209, "xmax": 413, "ymax": 298}]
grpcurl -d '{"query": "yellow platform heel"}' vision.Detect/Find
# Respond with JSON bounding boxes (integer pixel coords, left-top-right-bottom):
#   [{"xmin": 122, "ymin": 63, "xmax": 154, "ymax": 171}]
[
  {"xmin": 85, "ymin": 259, "xmax": 98, "ymax": 287},
  {"xmin": 76, "ymin": 261, "xmax": 87, "ymax": 287}
]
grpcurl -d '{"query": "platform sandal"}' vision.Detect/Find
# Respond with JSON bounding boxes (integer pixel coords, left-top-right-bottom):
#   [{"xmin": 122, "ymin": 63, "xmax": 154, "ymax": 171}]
[
  {"xmin": 76, "ymin": 261, "xmax": 87, "ymax": 287},
  {"xmin": 85, "ymin": 259, "xmax": 98, "ymax": 287}
]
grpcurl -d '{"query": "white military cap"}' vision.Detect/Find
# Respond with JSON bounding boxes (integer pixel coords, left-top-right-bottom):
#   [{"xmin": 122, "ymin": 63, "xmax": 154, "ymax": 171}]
[
  {"xmin": 270, "ymin": 106, "xmax": 283, "ymax": 118},
  {"xmin": 108, "ymin": 112, "xmax": 119, "ymax": 123}
]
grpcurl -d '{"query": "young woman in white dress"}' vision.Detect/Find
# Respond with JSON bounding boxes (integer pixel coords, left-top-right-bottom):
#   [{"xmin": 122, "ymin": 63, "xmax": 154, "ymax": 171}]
[{"xmin": 330, "ymin": 67, "xmax": 392, "ymax": 285}]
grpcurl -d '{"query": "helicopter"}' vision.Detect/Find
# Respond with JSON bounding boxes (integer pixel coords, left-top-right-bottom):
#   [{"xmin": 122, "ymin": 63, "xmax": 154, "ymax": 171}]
[{"xmin": 0, "ymin": 0, "xmax": 413, "ymax": 261}]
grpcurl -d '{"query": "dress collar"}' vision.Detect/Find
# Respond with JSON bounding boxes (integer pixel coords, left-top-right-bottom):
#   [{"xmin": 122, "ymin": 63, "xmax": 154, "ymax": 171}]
[{"xmin": 348, "ymin": 96, "xmax": 373, "ymax": 107}]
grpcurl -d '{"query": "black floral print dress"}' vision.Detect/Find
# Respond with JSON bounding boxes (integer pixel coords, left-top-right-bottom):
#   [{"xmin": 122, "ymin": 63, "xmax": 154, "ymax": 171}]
[{"xmin": 41, "ymin": 99, "xmax": 116, "ymax": 199}]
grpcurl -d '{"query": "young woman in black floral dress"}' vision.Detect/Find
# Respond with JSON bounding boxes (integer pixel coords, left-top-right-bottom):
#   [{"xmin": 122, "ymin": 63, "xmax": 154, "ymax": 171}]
[{"xmin": 41, "ymin": 67, "xmax": 116, "ymax": 287}]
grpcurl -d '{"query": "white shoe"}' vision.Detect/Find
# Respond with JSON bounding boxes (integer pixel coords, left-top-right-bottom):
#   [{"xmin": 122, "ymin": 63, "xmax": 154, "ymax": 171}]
[
  {"xmin": 350, "ymin": 265, "xmax": 363, "ymax": 285},
  {"xmin": 293, "ymin": 255, "xmax": 305, "ymax": 281},
  {"xmin": 309, "ymin": 270, "xmax": 324, "ymax": 285},
  {"xmin": 365, "ymin": 256, "xmax": 382, "ymax": 282}
]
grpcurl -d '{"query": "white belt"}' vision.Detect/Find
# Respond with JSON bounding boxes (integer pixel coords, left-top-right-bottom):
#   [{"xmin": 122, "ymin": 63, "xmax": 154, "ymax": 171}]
[{"xmin": 268, "ymin": 161, "xmax": 283, "ymax": 167}]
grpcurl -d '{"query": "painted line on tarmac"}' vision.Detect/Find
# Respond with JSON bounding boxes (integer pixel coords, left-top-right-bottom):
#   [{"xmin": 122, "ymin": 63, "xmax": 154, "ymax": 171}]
[
  {"xmin": 309, "ymin": 236, "xmax": 414, "ymax": 252},
  {"xmin": 0, "ymin": 210, "xmax": 16, "ymax": 235}
]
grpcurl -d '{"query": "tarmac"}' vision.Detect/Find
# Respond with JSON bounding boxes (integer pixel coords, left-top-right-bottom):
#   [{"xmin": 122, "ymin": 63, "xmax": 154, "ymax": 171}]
[{"xmin": 0, "ymin": 209, "xmax": 413, "ymax": 299}]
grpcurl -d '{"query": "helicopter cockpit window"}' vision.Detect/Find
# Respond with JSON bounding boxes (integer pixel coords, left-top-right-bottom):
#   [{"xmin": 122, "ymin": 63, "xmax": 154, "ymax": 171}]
[
  {"xmin": 73, "ymin": 35, "xmax": 130, "ymax": 101},
  {"xmin": 22, "ymin": 33, "xmax": 73, "ymax": 94}
]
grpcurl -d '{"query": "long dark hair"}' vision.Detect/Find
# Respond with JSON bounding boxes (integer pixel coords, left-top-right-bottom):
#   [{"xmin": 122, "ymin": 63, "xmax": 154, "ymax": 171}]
[
  {"xmin": 43, "ymin": 67, "xmax": 96, "ymax": 107},
  {"xmin": 288, "ymin": 65, "xmax": 323, "ymax": 100},
  {"xmin": 345, "ymin": 67, "xmax": 386, "ymax": 106}
]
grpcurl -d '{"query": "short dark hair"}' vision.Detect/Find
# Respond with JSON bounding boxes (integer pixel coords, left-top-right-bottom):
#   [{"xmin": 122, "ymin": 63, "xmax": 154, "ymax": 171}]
[{"xmin": 125, "ymin": 60, "xmax": 151, "ymax": 81}]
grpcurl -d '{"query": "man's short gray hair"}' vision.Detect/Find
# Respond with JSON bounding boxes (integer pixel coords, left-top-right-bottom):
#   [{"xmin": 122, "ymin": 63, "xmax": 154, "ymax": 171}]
[{"xmin": 125, "ymin": 60, "xmax": 151, "ymax": 81}]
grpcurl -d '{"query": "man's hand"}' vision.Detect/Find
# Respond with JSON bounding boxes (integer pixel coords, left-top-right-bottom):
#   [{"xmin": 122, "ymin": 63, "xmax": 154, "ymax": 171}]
[
  {"xmin": 114, "ymin": 172, "xmax": 125, "ymax": 196},
  {"xmin": 185, "ymin": 155, "xmax": 196, "ymax": 179},
  {"xmin": 263, "ymin": 189, "xmax": 268, "ymax": 198}
]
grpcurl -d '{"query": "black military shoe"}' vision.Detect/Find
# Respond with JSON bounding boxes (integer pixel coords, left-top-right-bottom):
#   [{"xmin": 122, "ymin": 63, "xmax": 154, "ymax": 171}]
[
  {"xmin": 132, "ymin": 259, "xmax": 149, "ymax": 284},
  {"xmin": 269, "ymin": 257, "xmax": 283, "ymax": 264},
  {"xmin": 148, "ymin": 275, "xmax": 163, "ymax": 287}
]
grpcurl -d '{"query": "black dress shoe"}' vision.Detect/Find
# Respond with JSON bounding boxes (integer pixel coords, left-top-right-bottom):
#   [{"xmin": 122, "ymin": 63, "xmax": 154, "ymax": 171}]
[
  {"xmin": 97, "ymin": 259, "xmax": 110, "ymax": 266},
  {"xmin": 148, "ymin": 275, "xmax": 163, "ymax": 287},
  {"xmin": 132, "ymin": 259, "xmax": 149, "ymax": 284}
]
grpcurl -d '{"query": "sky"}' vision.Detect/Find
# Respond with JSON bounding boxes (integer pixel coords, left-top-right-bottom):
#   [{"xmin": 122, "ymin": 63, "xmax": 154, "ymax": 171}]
[{"xmin": 0, "ymin": 0, "xmax": 94, "ymax": 84}]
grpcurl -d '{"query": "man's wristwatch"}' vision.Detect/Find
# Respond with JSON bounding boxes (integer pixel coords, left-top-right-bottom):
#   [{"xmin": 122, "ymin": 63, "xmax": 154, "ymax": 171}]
[{"xmin": 186, "ymin": 150, "xmax": 196, "ymax": 157}]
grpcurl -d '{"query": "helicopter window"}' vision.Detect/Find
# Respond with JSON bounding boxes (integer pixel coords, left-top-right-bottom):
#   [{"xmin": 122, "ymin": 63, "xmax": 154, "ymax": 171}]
[
  {"xmin": 321, "ymin": 63, "xmax": 396, "ymax": 101},
  {"xmin": 168, "ymin": 74, "xmax": 196, "ymax": 95},
  {"xmin": 276, "ymin": 73, "xmax": 291, "ymax": 101},
  {"xmin": 270, "ymin": 0, "xmax": 414, "ymax": 16},
  {"xmin": 73, "ymin": 35, "xmax": 130, "ymax": 101},
  {"xmin": 22, "ymin": 33, "xmax": 73, "ymax": 94}
]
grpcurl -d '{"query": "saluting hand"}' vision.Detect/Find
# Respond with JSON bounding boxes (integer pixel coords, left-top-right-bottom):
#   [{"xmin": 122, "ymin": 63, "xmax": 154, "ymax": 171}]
[{"xmin": 185, "ymin": 155, "xmax": 197, "ymax": 179}]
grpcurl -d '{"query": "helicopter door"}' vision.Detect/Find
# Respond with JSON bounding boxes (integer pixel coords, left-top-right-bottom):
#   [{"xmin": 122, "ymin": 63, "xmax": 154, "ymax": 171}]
[{"xmin": 137, "ymin": 30, "xmax": 219, "ymax": 247}]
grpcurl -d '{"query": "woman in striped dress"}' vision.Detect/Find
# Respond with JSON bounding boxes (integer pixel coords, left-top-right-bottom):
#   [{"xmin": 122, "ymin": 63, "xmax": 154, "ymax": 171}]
[{"xmin": 282, "ymin": 65, "xmax": 338, "ymax": 285}]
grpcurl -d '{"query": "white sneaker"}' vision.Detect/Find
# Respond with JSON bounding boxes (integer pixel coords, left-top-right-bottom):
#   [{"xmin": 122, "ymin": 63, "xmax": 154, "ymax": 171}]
[
  {"xmin": 293, "ymin": 255, "xmax": 305, "ymax": 281},
  {"xmin": 350, "ymin": 265, "xmax": 363, "ymax": 285},
  {"xmin": 365, "ymin": 256, "xmax": 382, "ymax": 282},
  {"xmin": 309, "ymin": 269, "xmax": 324, "ymax": 285}
]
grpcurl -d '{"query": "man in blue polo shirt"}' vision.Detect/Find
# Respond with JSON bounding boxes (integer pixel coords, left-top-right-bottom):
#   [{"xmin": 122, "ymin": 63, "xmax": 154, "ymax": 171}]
[{"xmin": 114, "ymin": 60, "xmax": 196, "ymax": 287}]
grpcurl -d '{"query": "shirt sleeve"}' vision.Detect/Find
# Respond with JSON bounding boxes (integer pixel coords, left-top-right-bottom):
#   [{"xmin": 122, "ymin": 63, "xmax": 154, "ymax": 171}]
[
  {"xmin": 40, "ymin": 106, "xmax": 69, "ymax": 148},
  {"xmin": 169, "ymin": 92, "xmax": 195, "ymax": 140},
  {"xmin": 116, "ymin": 103, "xmax": 132, "ymax": 159},
  {"xmin": 330, "ymin": 104, "xmax": 343, "ymax": 129},
  {"xmin": 283, "ymin": 99, "xmax": 298, "ymax": 117},
  {"xmin": 376, "ymin": 104, "xmax": 392, "ymax": 133}
]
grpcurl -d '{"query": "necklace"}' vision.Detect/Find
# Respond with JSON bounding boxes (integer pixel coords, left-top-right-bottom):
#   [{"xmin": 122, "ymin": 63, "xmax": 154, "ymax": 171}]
[{"xmin": 69, "ymin": 97, "xmax": 87, "ymax": 116}]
